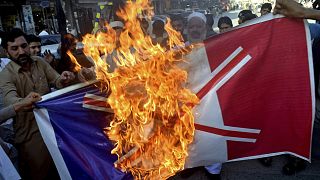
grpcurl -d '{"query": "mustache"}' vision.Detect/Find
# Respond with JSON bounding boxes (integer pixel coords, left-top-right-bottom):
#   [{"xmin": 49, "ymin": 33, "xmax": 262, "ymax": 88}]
[
  {"xmin": 16, "ymin": 54, "xmax": 31, "ymax": 65},
  {"xmin": 18, "ymin": 54, "xmax": 29, "ymax": 60}
]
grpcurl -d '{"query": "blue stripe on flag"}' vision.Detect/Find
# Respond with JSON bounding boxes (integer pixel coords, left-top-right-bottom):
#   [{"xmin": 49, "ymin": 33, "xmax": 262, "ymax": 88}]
[{"xmin": 36, "ymin": 84, "xmax": 132, "ymax": 180}]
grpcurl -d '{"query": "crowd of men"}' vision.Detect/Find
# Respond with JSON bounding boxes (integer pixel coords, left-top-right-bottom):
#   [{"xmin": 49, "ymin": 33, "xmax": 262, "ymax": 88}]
[{"xmin": 1, "ymin": 0, "xmax": 320, "ymax": 179}]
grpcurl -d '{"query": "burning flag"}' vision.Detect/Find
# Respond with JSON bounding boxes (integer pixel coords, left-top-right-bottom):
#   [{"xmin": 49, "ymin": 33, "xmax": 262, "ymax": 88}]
[
  {"xmin": 81, "ymin": 0, "xmax": 199, "ymax": 179},
  {"xmin": 34, "ymin": 2, "xmax": 314, "ymax": 180}
]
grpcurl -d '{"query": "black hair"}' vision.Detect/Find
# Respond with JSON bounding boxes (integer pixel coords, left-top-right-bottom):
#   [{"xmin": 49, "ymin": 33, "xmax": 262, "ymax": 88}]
[
  {"xmin": 152, "ymin": 19, "xmax": 165, "ymax": 36},
  {"xmin": 218, "ymin": 16, "xmax": 233, "ymax": 28},
  {"xmin": 170, "ymin": 14, "xmax": 184, "ymax": 22},
  {"xmin": 1, "ymin": 28, "xmax": 26, "ymax": 49},
  {"xmin": 26, "ymin": 34, "xmax": 41, "ymax": 44},
  {"xmin": 238, "ymin": 10, "xmax": 253, "ymax": 18},
  {"xmin": 261, "ymin": 3, "xmax": 272, "ymax": 11},
  {"xmin": 241, "ymin": 13, "xmax": 258, "ymax": 23}
]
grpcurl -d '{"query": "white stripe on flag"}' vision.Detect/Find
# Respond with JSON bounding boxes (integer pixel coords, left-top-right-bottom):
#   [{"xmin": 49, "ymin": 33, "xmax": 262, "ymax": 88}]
[
  {"xmin": 213, "ymin": 54, "xmax": 252, "ymax": 91},
  {"xmin": 304, "ymin": 19, "xmax": 316, "ymax": 160},
  {"xmin": 84, "ymin": 93, "xmax": 107, "ymax": 102},
  {"xmin": 34, "ymin": 108, "xmax": 72, "ymax": 180},
  {"xmin": 82, "ymin": 104, "xmax": 114, "ymax": 113},
  {"xmin": 0, "ymin": 145, "xmax": 20, "ymax": 180}
]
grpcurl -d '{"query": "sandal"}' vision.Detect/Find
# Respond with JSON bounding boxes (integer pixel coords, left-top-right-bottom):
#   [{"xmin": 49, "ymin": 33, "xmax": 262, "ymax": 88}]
[
  {"xmin": 282, "ymin": 158, "xmax": 306, "ymax": 175},
  {"xmin": 259, "ymin": 157, "xmax": 273, "ymax": 167}
]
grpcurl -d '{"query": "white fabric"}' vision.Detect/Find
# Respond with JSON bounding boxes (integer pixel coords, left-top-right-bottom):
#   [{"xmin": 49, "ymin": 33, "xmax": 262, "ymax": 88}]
[
  {"xmin": 109, "ymin": 21, "xmax": 124, "ymax": 29},
  {"xmin": 0, "ymin": 145, "xmax": 20, "ymax": 180},
  {"xmin": 39, "ymin": 30, "xmax": 49, "ymax": 36},
  {"xmin": 0, "ymin": 58, "xmax": 10, "ymax": 71},
  {"xmin": 34, "ymin": 108, "xmax": 72, "ymax": 180},
  {"xmin": 205, "ymin": 163, "xmax": 222, "ymax": 174},
  {"xmin": 187, "ymin": 12, "xmax": 207, "ymax": 23}
]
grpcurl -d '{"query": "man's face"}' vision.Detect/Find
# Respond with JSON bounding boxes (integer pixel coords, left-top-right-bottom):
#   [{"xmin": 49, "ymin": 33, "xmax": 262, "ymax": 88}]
[
  {"xmin": 29, "ymin": 42, "xmax": 41, "ymax": 56},
  {"xmin": 219, "ymin": 23, "xmax": 232, "ymax": 33},
  {"xmin": 6, "ymin": 36, "xmax": 31, "ymax": 66},
  {"xmin": 187, "ymin": 17, "xmax": 207, "ymax": 43},
  {"xmin": 172, "ymin": 20, "xmax": 184, "ymax": 34},
  {"xmin": 70, "ymin": 40, "xmax": 77, "ymax": 52},
  {"xmin": 260, "ymin": 8, "xmax": 270, "ymax": 16}
]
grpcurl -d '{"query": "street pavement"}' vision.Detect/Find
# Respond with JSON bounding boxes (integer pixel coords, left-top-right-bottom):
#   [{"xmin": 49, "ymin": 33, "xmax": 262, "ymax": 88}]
[{"xmin": 170, "ymin": 155, "xmax": 320, "ymax": 180}]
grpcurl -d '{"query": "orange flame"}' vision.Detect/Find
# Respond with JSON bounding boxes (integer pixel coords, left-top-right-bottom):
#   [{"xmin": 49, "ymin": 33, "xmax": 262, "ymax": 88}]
[
  {"xmin": 81, "ymin": 0, "xmax": 199, "ymax": 179},
  {"xmin": 66, "ymin": 50, "xmax": 82, "ymax": 72}
]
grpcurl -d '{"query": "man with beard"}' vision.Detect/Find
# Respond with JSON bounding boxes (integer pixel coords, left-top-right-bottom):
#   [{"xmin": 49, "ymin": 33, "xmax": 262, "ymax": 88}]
[
  {"xmin": 171, "ymin": 14, "xmax": 187, "ymax": 41},
  {"xmin": 0, "ymin": 28, "xmax": 75, "ymax": 179},
  {"xmin": 187, "ymin": 12, "xmax": 207, "ymax": 44},
  {"xmin": 181, "ymin": 12, "xmax": 222, "ymax": 180}
]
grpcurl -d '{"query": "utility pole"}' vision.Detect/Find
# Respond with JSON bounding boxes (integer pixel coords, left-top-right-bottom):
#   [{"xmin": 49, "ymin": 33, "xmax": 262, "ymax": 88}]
[{"xmin": 56, "ymin": 0, "xmax": 67, "ymax": 36}]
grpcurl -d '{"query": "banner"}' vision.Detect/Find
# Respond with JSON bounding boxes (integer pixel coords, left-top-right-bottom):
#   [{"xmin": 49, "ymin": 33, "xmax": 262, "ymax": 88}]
[
  {"xmin": 34, "ymin": 15, "xmax": 314, "ymax": 178},
  {"xmin": 185, "ymin": 15, "xmax": 314, "ymax": 167}
]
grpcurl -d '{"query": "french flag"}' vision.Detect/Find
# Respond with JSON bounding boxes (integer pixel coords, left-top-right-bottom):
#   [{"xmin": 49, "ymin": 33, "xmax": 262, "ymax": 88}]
[
  {"xmin": 33, "ymin": 15, "xmax": 314, "ymax": 179},
  {"xmin": 34, "ymin": 82, "xmax": 132, "ymax": 180}
]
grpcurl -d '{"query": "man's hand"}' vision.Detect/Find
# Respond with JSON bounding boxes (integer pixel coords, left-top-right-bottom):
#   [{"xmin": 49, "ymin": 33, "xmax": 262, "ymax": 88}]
[
  {"xmin": 14, "ymin": 92, "xmax": 42, "ymax": 112},
  {"xmin": 78, "ymin": 67, "xmax": 96, "ymax": 82},
  {"xmin": 43, "ymin": 49, "xmax": 55, "ymax": 64},
  {"xmin": 273, "ymin": 0, "xmax": 308, "ymax": 18},
  {"xmin": 60, "ymin": 71, "xmax": 75, "ymax": 85}
]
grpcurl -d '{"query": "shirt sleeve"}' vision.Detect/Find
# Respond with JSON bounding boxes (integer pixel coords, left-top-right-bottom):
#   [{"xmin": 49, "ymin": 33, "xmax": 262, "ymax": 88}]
[
  {"xmin": 38, "ymin": 57, "xmax": 63, "ymax": 89},
  {"xmin": 0, "ymin": 71, "xmax": 23, "ymax": 106},
  {"xmin": 0, "ymin": 105, "xmax": 16, "ymax": 123}
]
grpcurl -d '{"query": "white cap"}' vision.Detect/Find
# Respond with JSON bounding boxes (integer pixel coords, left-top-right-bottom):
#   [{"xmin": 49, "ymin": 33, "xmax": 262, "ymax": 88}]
[
  {"xmin": 109, "ymin": 21, "xmax": 124, "ymax": 29},
  {"xmin": 187, "ymin": 12, "xmax": 207, "ymax": 23}
]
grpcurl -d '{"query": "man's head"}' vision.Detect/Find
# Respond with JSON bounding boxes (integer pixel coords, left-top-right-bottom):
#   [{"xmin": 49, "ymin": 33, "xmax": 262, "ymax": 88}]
[
  {"xmin": 218, "ymin": 16, "xmax": 233, "ymax": 33},
  {"xmin": 1, "ymin": 28, "xmax": 32, "ymax": 66},
  {"xmin": 110, "ymin": 21, "xmax": 124, "ymax": 47},
  {"xmin": 171, "ymin": 14, "xmax": 184, "ymax": 34},
  {"xmin": 61, "ymin": 33, "xmax": 78, "ymax": 54},
  {"xmin": 260, "ymin": 3, "xmax": 272, "ymax": 16},
  {"xmin": 139, "ymin": 18, "xmax": 149, "ymax": 34},
  {"xmin": 238, "ymin": 10, "xmax": 253, "ymax": 24},
  {"xmin": 238, "ymin": 10, "xmax": 258, "ymax": 24},
  {"xmin": 152, "ymin": 19, "xmax": 165, "ymax": 37},
  {"xmin": 187, "ymin": 12, "xmax": 207, "ymax": 43},
  {"xmin": 26, "ymin": 34, "xmax": 41, "ymax": 56}
]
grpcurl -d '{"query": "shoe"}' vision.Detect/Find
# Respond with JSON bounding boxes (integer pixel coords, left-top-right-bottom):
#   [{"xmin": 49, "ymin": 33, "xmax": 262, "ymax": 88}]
[
  {"xmin": 203, "ymin": 168, "xmax": 221, "ymax": 180},
  {"xmin": 282, "ymin": 158, "xmax": 306, "ymax": 175},
  {"xmin": 259, "ymin": 157, "xmax": 273, "ymax": 167}
]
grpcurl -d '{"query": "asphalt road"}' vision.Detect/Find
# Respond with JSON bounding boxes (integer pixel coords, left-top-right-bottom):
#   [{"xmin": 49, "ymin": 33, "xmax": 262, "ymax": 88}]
[{"xmin": 170, "ymin": 155, "xmax": 320, "ymax": 180}]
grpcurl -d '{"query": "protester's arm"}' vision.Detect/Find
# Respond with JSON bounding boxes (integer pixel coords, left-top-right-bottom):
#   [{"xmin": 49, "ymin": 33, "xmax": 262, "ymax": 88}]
[
  {"xmin": 0, "ymin": 75, "xmax": 23, "ymax": 106},
  {"xmin": 0, "ymin": 92, "xmax": 41, "ymax": 123},
  {"xmin": 78, "ymin": 67, "xmax": 96, "ymax": 82},
  {"xmin": 0, "ymin": 106, "xmax": 15, "ymax": 123},
  {"xmin": 274, "ymin": 0, "xmax": 320, "ymax": 20},
  {"xmin": 40, "ymin": 58, "xmax": 75, "ymax": 88}
]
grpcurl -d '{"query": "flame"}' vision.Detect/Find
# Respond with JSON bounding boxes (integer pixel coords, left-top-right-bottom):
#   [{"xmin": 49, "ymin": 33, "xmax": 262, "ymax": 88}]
[
  {"xmin": 81, "ymin": 0, "xmax": 199, "ymax": 179},
  {"xmin": 66, "ymin": 50, "xmax": 82, "ymax": 72}
]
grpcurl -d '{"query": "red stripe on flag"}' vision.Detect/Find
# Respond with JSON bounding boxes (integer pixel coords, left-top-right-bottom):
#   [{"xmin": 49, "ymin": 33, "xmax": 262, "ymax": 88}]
[
  {"xmin": 196, "ymin": 50, "xmax": 248, "ymax": 99},
  {"xmin": 194, "ymin": 123, "xmax": 259, "ymax": 139},
  {"xmin": 83, "ymin": 97, "xmax": 110, "ymax": 108}
]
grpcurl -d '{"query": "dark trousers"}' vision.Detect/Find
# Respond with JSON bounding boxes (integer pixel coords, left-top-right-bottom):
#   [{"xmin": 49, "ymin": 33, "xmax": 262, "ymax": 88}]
[{"xmin": 17, "ymin": 131, "xmax": 59, "ymax": 180}]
